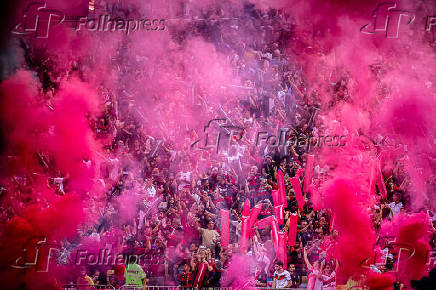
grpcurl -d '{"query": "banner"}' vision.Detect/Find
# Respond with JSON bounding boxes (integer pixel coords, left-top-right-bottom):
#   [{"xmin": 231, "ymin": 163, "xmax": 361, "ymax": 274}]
[
  {"xmin": 287, "ymin": 212, "xmax": 298, "ymax": 246},
  {"xmin": 274, "ymin": 204, "xmax": 284, "ymax": 225},
  {"xmin": 242, "ymin": 199, "xmax": 251, "ymax": 219},
  {"xmin": 303, "ymin": 154, "xmax": 314, "ymax": 192},
  {"xmin": 277, "ymin": 169, "xmax": 287, "ymax": 205},
  {"xmin": 247, "ymin": 203, "xmax": 262, "ymax": 231},
  {"xmin": 369, "ymin": 160, "xmax": 377, "ymax": 196},
  {"xmin": 376, "ymin": 162, "xmax": 387, "ymax": 199},
  {"xmin": 220, "ymin": 209, "xmax": 230, "ymax": 248},
  {"xmin": 278, "ymin": 231, "xmax": 287, "ymax": 267},
  {"xmin": 330, "ymin": 213, "xmax": 335, "ymax": 232},
  {"xmin": 291, "ymin": 177, "xmax": 305, "ymax": 210},
  {"xmin": 256, "ymin": 216, "xmax": 274, "ymax": 229},
  {"xmin": 270, "ymin": 217, "xmax": 280, "ymax": 255},
  {"xmin": 240, "ymin": 218, "xmax": 249, "ymax": 253},
  {"xmin": 271, "ymin": 190, "xmax": 280, "ymax": 207}
]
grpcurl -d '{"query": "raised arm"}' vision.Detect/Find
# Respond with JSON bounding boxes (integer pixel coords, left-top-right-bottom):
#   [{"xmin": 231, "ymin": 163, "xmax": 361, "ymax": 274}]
[
  {"xmin": 190, "ymin": 255, "xmax": 197, "ymax": 271},
  {"xmin": 303, "ymin": 246, "xmax": 313, "ymax": 270}
]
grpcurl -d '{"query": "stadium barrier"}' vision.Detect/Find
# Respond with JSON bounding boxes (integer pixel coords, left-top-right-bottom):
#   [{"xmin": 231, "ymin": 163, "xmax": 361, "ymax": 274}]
[
  {"xmin": 62, "ymin": 285, "xmax": 115, "ymax": 289},
  {"xmin": 255, "ymin": 288, "xmax": 306, "ymax": 290},
  {"xmin": 120, "ymin": 287, "xmax": 199, "ymax": 290},
  {"xmin": 63, "ymin": 285, "xmax": 309, "ymax": 290},
  {"xmin": 140, "ymin": 288, "xmax": 303, "ymax": 290}
]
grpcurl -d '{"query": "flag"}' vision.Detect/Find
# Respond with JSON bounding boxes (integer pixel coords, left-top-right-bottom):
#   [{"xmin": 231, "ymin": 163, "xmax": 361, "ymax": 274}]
[
  {"xmin": 303, "ymin": 154, "xmax": 314, "ymax": 192},
  {"xmin": 274, "ymin": 204, "xmax": 285, "ymax": 225},
  {"xmin": 291, "ymin": 177, "xmax": 305, "ymax": 210},
  {"xmin": 288, "ymin": 213, "xmax": 298, "ymax": 246},
  {"xmin": 221, "ymin": 209, "xmax": 230, "ymax": 248},
  {"xmin": 277, "ymin": 169, "xmax": 287, "ymax": 205}
]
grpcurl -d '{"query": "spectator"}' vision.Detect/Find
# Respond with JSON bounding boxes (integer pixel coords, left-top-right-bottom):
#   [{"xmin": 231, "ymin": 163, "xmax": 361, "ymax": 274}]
[
  {"xmin": 77, "ymin": 268, "xmax": 94, "ymax": 290},
  {"xmin": 124, "ymin": 255, "xmax": 147, "ymax": 287},
  {"xmin": 272, "ymin": 261, "xmax": 292, "ymax": 289},
  {"xmin": 298, "ymin": 219, "xmax": 314, "ymax": 247},
  {"xmin": 177, "ymin": 261, "xmax": 194, "ymax": 287},
  {"xmin": 288, "ymin": 263, "xmax": 302, "ymax": 288},
  {"xmin": 321, "ymin": 262, "xmax": 336, "ymax": 290},
  {"xmin": 6, "ymin": 3, "xmax": 430, "ymax": 289},
  {"xmin": 255, "ymin": 262, "xmax": 269, "ymax": 287},
  {"xmin": 389, "ymin": 192, "xmax": 403, "ymax": 217},
  {"xmin": 304, "ymin": 247, "xmax": 322, "ymax": 290},
  {"xmin": 197, "ymin": 220, "xmax": 221, "ymax": 252}
]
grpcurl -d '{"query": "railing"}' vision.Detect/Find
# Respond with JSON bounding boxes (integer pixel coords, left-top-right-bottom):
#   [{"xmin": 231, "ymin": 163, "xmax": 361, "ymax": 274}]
[
  {"xmin": 120, "ymin": 287, "xmax": 199, "ymax": 290},
  {"xmin": 120, "ymin": 287, "xmax": 198, "ymax": 290},
  {"xmin": 63, "ymin": 285, "xmax": 309, "ymax": 290},
  {"xmin": 62, "ymin": 285, "xmax": 115, "ymax": 290},
  {"xmin": 255, "ymin": 288, "xmax": 306, "ymax": 290}
]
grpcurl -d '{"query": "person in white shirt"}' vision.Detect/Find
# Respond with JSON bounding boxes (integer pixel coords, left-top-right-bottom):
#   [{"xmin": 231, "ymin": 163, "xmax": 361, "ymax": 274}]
[
  {"xmin": 304, "ymin": 247, "xmax": 322, "ymax": 290},
  {"xmin": 321, "ymin": 263, "xmax": 336, "ymax": 290},
  {"xmin": 227, "ymin": 145, "xmax": 243, "ymax": 172},
  {"xmin": 272, "ymin": 261, "xmax": 292, "ymax": 289},
  {"xmin": 177, "ymin": 171, "xmax": 191, "ymax": 191},
  {"xmin": 389, "ymin": 192, "xmax": 403, "ymax": 217}
]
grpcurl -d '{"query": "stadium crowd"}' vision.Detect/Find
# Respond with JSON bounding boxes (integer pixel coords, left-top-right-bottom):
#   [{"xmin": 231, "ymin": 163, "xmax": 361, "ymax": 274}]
[{"xmin": 1, "ymin": 2, "xmax": 435, "ymax": 290}]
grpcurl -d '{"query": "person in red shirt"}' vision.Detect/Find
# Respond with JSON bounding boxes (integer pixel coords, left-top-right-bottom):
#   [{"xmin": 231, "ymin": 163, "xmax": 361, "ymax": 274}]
[
  {"xmin": 192, "ymin": 248, "xmax": 215, "ymax": 288},
  {"xmin": 113, "ymin": 263, "xmax": 125, "ymax": 287},
  {"xmin": 177, "ymin": 261, "xmax": 194, "ymax": 286}
]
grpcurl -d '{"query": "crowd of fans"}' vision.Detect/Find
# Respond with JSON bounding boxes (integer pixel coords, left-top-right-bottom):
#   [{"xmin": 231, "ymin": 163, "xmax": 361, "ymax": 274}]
[{"xmin": 1, "ymin": 1, "xmax": 435, "ymax": 290}]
